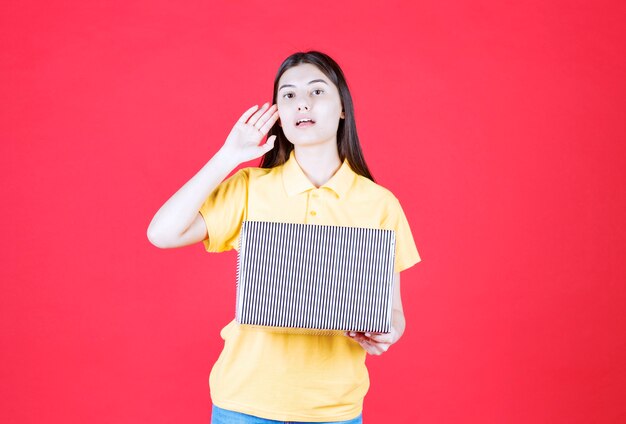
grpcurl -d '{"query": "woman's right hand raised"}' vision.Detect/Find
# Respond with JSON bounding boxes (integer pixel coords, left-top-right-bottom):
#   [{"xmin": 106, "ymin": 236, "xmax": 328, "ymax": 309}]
[{"xmin": 221, "ymin": 103, "xmax": 279, "ymax": 164}]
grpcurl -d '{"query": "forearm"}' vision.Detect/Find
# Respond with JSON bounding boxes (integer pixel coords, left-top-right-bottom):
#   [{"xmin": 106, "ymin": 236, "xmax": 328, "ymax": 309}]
[
  {"xmin": 147, "ymin": 147, "xmax": 239, "ymax": 244},
  {"xmin": 390, "ymin": 308, "xmax": 406, "ymax": 344}
]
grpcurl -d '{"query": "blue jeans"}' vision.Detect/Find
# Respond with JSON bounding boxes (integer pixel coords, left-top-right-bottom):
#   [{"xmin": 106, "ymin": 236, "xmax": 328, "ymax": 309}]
[{"xmin": 211, "ymin": 404, "xmax": 363, "ymax": 424}]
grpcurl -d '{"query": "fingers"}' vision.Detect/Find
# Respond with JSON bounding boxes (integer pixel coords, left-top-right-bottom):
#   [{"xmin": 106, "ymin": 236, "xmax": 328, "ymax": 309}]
[
  {"xmin": 262, "ymin": 135, "xmax": 276, "ymax": 152},
  {"xmin": 366, "ymin": 332, "xmax": 393, "ymax": 343},
  {"xmin": 259, "ymin": 110, "xmax": 279, "ymax": 134},
  {"xmin": 238, "ymin": 103, "xmax": 280, "ymax": 135},
  {"xmin": 360, "ymin": 338, "xmax": 390, "ymax": 355},
  {"xmin": 237, "ymin": 103, "xmax": 270, "ymax": 126},
  {"xmin": 345, "ymin": 331, "xmax": 392, "ymax": 355},
  {"xmin": 347, "ymin": 331, "xmax": 392, "ymax": 343},
  {"xmin": 248, "ymin": 103, "xmax": 270, "ymax": 127},
  {"xmin": 248, "ymin": 103, "xmax": 274, "ymax": 127},
  {"xmin": 238, "ymin": 104, "xmax": 261, "ymax": 124}
]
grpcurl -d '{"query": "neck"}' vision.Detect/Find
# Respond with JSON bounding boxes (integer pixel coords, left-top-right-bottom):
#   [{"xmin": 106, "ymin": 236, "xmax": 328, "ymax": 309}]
[{"xmin": 293, "ymin": 143, "xmax": 342, "ymax": 188}]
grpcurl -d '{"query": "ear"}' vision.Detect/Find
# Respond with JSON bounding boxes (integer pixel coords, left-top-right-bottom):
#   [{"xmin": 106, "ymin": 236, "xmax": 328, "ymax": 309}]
[{"xmin": 340, "ymin": 111, "xmax": 345, "ymax": 119}]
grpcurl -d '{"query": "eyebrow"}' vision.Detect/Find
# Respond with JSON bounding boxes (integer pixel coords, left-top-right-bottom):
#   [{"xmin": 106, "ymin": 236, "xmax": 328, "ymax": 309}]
[{"xmin": 278, "ymin": 79, "xmax": 329, "ymax": 91}]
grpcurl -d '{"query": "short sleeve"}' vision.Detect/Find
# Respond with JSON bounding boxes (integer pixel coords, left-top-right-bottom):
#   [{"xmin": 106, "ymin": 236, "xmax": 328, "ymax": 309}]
[
  {"xmin": 383, "ymin": 197, "xmax": 422, "ymax": 273},
  {"xmin": 198, "ymin": 168, "xmax": 248, "ymax": 252}
]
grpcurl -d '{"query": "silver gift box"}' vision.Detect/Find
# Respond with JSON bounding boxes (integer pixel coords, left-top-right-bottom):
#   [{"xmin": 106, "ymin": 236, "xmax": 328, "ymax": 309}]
[{"xmin": 235, "ymin": 221, "xmax": 396, "ymax": 335}]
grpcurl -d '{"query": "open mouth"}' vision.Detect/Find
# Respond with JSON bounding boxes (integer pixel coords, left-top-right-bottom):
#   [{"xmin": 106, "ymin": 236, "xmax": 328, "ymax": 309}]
[{"xmin": 296, "ymin": 118, "xmax": 316, "ymax": 127}]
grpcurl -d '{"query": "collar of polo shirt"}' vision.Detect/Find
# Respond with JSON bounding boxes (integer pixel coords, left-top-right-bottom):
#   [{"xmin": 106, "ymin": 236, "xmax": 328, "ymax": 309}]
[{"xmin": 282, "ymin": 150, "xmax": 356, "ymax": 198}]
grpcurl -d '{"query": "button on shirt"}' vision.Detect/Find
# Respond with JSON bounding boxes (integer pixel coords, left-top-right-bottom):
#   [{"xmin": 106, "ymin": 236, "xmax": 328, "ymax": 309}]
[{"xmin": 199, "ymin": 149, "xmax": 421, "ymax": 422}]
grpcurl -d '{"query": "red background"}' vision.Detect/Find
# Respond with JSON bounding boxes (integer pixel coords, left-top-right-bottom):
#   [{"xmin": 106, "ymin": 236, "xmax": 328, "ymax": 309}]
[{"xmin": 2, "ymin": 1, "xmax": 625, "ymax": 423}]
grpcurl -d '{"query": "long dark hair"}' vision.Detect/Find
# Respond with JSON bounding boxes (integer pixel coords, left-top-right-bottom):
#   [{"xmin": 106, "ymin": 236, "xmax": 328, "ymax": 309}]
[{"xmin": 259, "ymin": 51, "xmax": 375, "ymax": 182}]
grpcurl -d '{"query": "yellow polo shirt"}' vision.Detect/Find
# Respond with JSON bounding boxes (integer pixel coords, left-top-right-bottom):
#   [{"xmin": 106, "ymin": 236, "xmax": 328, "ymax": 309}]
[{"xmin": 199, "ymin": 150, "xmax": 421, "ymax": 422}]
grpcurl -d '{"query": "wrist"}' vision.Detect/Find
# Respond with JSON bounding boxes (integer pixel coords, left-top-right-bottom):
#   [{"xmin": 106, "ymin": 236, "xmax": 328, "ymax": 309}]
[
  {"xmin": 214, "ymin": 146, "xmax": 242, "ymax": 169},
  {"xmin": 391, "ymin": 311, "xmax": 406, "ymax": 344}
]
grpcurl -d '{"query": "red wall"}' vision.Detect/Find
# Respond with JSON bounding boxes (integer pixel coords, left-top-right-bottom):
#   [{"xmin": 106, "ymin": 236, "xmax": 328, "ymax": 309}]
[{"xmin": 2, "ymin": 1, "xmax": 625, "ymax": 423}]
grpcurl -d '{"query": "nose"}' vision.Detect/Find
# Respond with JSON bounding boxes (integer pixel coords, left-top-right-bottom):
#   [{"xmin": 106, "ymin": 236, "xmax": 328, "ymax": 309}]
[{"xmin": 297, "ymin": 100, "xmax": 310, "ymax": 111}]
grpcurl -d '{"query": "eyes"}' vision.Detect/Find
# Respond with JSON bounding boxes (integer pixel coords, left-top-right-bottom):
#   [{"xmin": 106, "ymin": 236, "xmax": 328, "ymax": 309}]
[{"xmin": 282, "ymin": 88, "xmax": 324, "ymax": 99}]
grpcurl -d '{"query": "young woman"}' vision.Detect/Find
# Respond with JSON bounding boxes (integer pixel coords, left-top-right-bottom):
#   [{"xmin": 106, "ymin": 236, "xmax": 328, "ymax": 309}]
[{"xmin": 147, "ymin": 51, "xmax": 421, "ymax": 423}]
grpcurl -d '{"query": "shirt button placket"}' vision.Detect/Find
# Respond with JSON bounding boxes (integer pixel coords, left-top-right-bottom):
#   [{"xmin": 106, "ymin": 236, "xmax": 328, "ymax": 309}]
[{"xmin": 308, "ymin": 190, "xmax": 320, "ymax": 221}]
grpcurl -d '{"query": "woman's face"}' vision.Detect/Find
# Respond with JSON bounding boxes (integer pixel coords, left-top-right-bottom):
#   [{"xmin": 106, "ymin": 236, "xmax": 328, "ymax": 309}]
[{"xmin": 276, "ymin": 63, "xmax": 345, "ymax": 148}]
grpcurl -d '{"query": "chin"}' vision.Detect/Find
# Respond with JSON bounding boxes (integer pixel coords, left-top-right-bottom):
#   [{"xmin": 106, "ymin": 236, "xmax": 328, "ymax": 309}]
[
  {"xmin": 286, "ymin": 132, "xmax": 334, "ymax": 146},
  {"xmin": 288, "ymin": 138, "xmax": 329, "ymax": 148}
]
